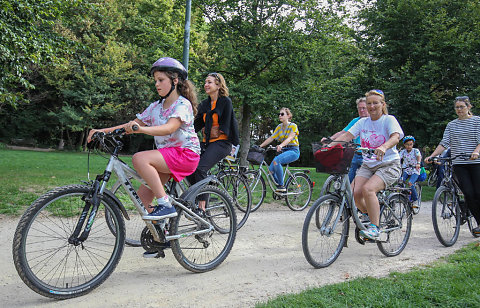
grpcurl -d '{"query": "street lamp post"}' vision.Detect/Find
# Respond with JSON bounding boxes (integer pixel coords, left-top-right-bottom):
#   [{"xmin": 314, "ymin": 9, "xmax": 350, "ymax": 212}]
[{"xmin": 182, "ymin": 0, "xmax": 192, "ymax": 73}]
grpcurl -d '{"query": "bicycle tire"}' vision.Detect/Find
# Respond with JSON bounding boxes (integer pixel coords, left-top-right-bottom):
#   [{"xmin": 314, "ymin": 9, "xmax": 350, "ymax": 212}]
[
  {"xmin": 431, "ymin": 186, "xmax": 460, "ymax": 247},
  {"xmin": 377, "ymin": 193, "xmax": 412, "ymax": 257},
  {"xmin": 217, "ymin": 170, "xmax": 251, "ymax": 230},
  {"xmin": 319, "ymin": 175, "xmax": 335, "ymax": 196},
  {"xmin": 427, "ymin": 168, "xmax": 438, "ymax": 187},
  {"xmin": 110, "ymin": 180, "xmax": 145, "ymax": 247},
  {"xmin": 412, "ymin": 182, "xmax": 422, "ymax": 215},
  {"xmin": 244, "ymin": 170, "xmax": 266, "ymax": 212},
  {"xmin": 285, "ymin": 173, "xmax": 312, "ymax": 211},
  {"xmin": 302, "ymin": 195, "xmax": 349, "ymax": 268},
  {"xmin": 170, "ymin": 185, "xmax": 237, "ymax": 273},
  {"xmin": 12, "ymin": 185, "xmax": 125, "ymax": 299}
]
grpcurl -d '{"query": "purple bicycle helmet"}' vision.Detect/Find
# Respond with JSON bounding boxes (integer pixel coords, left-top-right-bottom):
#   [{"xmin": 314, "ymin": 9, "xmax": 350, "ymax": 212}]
[{"xmin": 150, "ymin": 57, "xmax": 188, "ymax": 80}]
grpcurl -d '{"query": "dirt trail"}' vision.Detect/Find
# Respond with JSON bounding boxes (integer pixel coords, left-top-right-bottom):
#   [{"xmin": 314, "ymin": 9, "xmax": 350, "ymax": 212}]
[{"xmin": 1, "ymin": 201, "xmax": 478, "ymax": 308}]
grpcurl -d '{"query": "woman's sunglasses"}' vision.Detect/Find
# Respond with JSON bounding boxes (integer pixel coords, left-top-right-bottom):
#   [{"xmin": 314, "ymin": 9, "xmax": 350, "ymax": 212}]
[{"xmin": 278, "ymin": 112, "xmax": 285, "ymax": 116}]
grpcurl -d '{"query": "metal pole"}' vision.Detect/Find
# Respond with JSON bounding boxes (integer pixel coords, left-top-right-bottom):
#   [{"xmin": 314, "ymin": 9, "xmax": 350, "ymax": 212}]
[{"xmin": 182, "ymin": 0, "xmax": 192, "ymax": 73}]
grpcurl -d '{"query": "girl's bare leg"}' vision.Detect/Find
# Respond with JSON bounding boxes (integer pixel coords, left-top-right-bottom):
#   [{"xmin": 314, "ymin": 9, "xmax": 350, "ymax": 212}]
[{"xmin": 132, "ymin": 150, "xmax": 172, "ymax": 211}]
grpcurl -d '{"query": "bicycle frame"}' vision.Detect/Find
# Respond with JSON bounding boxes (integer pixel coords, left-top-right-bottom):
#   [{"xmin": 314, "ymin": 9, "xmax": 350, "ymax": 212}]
[
  {"xmin": 252, "ymin": 152, "xmax": 308, "ymax": 196},
  {"xmin": 97, "ymin": 154, "xmax": 215, "ymax": 243}
]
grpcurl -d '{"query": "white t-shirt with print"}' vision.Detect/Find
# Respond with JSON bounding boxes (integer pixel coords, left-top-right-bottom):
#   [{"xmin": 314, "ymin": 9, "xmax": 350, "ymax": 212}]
[
  {"xmin": 136, "ymin": 96, "xmax": 201, "ymax": 154},
  {"xmin": 348, "ymin": 114, "xmax": 404, "ymax": 168},
  {"xmin": 399, "ymin": 148, "xmax": 421, "ymax": 175}
]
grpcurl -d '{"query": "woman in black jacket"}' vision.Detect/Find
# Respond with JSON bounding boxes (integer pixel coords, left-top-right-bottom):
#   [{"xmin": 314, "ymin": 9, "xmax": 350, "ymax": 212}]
[{"xmin": 187, "ymin": 72, "xmax": 239, "ymax": 210}]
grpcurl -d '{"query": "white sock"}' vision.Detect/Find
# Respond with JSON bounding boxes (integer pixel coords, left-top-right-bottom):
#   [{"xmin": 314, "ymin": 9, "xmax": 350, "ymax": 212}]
[{"xmin": 157, "ymin": 195, "xmax": 172, "ymax": 208}]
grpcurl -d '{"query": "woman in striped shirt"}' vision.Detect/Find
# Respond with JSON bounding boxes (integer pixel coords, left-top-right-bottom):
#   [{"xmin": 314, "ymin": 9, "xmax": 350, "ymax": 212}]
[
  {"xmin": 259, "ymin": 107, "xmax": 300, "ymax": 192},
  {"xmin": 425, "ymin": 96, "xmax": 480, "ymax": 234}
]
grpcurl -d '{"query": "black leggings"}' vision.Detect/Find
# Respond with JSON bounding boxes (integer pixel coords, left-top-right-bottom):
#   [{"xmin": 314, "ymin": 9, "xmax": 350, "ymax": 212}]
[
  {"xmin": 453, "ymin": 164, "xmax": 480, "ymax": 224},
  {"xmin": 187, "ymin": 140, "xmax": 232, "ymax": 185}
]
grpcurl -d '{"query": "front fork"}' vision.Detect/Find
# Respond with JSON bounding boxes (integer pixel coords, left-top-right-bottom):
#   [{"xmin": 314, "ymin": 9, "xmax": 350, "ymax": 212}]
[{"xmin": 68, "ymin": 174, "xmax": 107, "ymax": 246}]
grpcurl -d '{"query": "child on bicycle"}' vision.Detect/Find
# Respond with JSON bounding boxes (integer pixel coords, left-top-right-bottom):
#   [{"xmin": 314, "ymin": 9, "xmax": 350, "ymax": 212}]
[
  {"xmin": 399, "ymin": 135, "xmax": 422, "ymax": 202},
  {"xmin": 259, "ymin": 108, "xmax": 300, "ymax": 192},
  {"xmin": 87, "ymin": 57, "xmax": 200, "ymax": 221}
]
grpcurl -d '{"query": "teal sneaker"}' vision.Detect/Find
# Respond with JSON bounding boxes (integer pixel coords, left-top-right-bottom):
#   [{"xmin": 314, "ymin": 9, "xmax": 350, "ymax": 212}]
[{"xmin": 360, "ymin": 223, "xmax": 380, "ymax": 240}]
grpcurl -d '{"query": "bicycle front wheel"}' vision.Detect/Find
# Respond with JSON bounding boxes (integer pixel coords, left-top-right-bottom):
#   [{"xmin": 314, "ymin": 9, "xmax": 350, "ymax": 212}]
[
  {"xmin": 302, "ymin": 195, "xmax": 349, "ymax": 268},
  {"xmin": 320, "ymin": 175, "xmax": 336, "ymax": 196},
  {"xmin": 244, "ymin": 170, "xmax": 266, "ymax": 212},
  {"xmin": 12, "ymin": 185, "xmax": 125, "ymax": 299},
  {"xmin": 170, "ymin": 185, "xmax": 236, "ymax": 273},
  {"xmin": 217, "ymin": 171, "xmax": 251, "ymax": 229},
  {"xmin": 285, "ymin": 173, "xmax": 313, "ymax": 211},
  {"xmin": 110, "ymin": 180, "xmax": 145, "ymax": 246},
  {"xmin": 377, "ymin": 193, "xmax": 412, "ymax": 257},
  {"xmin": 432, "ymin": 186, "xmax": 460, "ymax": 246}
]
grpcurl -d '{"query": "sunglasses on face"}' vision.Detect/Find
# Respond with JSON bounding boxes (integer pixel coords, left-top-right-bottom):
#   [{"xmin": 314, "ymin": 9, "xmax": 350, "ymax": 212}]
[{"xmin": 279, "ymin": 112, "xmax": 285, "ymax": 116}]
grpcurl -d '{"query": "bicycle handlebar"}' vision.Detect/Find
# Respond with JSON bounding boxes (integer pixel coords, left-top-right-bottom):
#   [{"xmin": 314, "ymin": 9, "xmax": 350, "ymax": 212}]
[{"xmin": 427, "ymin": 153, "xmax": 470, "ymax": 164}]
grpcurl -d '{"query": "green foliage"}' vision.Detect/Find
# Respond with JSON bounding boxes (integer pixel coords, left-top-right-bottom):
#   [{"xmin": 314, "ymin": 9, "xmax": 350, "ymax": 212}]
[
  {"xmin": 0, "ymin": 0, "xmax": 81, "ymax": 108},
  {"xmin": 358, "ymin": 0, "xmax": 480, "ymax": 148}
]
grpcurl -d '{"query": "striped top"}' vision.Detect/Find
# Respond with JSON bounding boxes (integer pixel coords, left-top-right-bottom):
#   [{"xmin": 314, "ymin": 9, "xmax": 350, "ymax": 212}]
[
  {"xmin": 271, "ymin": 122, "xmax": 299, "ymax": 147},
  {"xmin": 440, "ymin": 115, "xmax": 480, "ymax": 165}
]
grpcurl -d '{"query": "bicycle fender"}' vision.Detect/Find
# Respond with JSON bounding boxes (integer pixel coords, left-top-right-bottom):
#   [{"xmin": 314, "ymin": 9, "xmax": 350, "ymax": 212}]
[
  {"xmin": 103, "ymin": 189, "xmax": 131, "ymax": 221},
  {"xmin": 386, "ymin": 192, "xmax": 409, "ymax": 205},
  {"xmin": 180, "ymin": 175, "xmax": 219, "ymax": 203}
]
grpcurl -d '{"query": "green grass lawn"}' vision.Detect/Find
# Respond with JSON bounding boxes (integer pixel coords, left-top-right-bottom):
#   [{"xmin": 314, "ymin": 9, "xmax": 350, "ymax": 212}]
[
  {"xmin": 257, "ymin": 242, "xmax": 480, "ymax": 307},
  {"xmin": 0, "ymin": 148, "xmax": 133, "ymax": 214},
  {"xmin": 0, "ymin": 148, "xmax": 436, "ymax": 215}
]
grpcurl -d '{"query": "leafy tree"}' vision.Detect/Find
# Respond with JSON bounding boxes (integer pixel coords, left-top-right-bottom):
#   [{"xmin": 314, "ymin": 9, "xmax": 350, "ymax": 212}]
[
  {"xmin": 0, "ymin": 0, "xmax": 82, "ymax": 109},
  {"xmin": 358, "ymin": 0, "xmax": 480, "ymax": 148},
  {"xmin": 195, "ymin": 0, "xmax": 367, "ymax": 165}
]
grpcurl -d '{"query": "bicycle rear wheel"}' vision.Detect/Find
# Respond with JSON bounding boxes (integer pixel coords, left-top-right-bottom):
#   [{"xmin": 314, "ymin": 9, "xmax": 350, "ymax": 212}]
[
  {"xmin": 377, "ymin": 193, "xmax": 412, "ymax": 257},
  {"xmin": 217, "ymin": 170, "xmax": 251, "ymax": 229},
  {"xmin": 302, "ymin": 195, "xmax": 349, "ymax": 268},
  {"xmin": 432, "ymin": 186, "xmax": 460, "ymax": 247},
  {"xmin": 110, "ymin": 180, "xmax": 145, "ymax": 246},
  {"xmin": 244, "ymin": 170, "xmax": 266, "ymax": 212},
  {"xmin": 170, "ymin": 185, "xmax": 236, "ymax": 273},
  {"xmin": 12, "ymin": 185, "xmax": 125, "ymax": 299},
  {"xmin": 285, "ymin": 173, "xmax": 312, "ymax": 211}
]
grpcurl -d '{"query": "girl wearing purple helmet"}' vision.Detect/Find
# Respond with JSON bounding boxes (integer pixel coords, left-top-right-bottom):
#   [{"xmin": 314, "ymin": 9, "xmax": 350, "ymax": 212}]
[{"xmin": 88, "ymin": 57, "xmax": 200, "ymax": 222}]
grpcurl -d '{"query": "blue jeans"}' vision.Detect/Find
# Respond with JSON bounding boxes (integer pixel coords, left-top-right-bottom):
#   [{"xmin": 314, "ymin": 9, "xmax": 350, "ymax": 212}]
[
  {"xmin": 348, "ymin": 153, "xmax": 363, "ymax": 183},
  {"xmin": 269, "ymin": 147, "xmax": 300, "ymax": 186},
  {"xmin": 402, "ymin": 172, "xmax": 419, "ymax": 201}
]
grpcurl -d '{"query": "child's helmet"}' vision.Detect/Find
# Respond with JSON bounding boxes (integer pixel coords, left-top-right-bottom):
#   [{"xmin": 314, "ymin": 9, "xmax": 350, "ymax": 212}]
[
  {"xmin": 403, "ymin": 135, "xmax": 415, "ymax": 143},
  {"xmin": 150, "ymin": 57, "xmax": 188, "ymax": 79}
]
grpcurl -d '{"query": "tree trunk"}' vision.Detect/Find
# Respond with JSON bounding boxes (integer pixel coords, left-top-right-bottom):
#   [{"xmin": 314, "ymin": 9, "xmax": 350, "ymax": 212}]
[{"xmin": 238, "ymin": 103, "xmax": 252, "ymax": 167}]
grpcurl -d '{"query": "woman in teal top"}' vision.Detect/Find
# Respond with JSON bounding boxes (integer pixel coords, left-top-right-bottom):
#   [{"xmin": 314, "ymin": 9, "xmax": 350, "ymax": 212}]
[{"xmin": 260, "ymin": 107, "xmax": 300, "ymax": 192}]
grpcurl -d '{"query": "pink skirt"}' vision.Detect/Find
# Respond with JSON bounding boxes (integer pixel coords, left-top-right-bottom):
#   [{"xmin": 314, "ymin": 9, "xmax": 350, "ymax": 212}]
[{"xmin": 158, "ymin": 147, "xmax": 200, "ymax": 182}]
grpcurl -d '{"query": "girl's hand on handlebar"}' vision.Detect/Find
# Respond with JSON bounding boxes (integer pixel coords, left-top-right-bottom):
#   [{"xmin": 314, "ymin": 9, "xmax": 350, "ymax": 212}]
[
  {"xmin": 276, "ymin": 145, "xmax": 283, "ymax": 152},
  {"xmin": 471, "ymin": 152, "xmax": 479, "ymax": 160},
  {"xmin": 87, "ymin": 129, "xmax": 102, "ymax": 143},
  {"xmin": 125, "ymin": 121, "xmax": 140, "ymax": 134}
]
